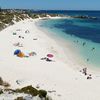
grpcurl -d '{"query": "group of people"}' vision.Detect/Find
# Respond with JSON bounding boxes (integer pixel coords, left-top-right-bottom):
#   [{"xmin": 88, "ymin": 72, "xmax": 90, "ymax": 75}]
[
  {"xmin": 14, "ymin": 49, "xmax": 37, "ymax": 58},
  {"xmin": 80, "ymin": 68, "xmax": 92, "ymax": 79},
  {"xmin": 41, "ymin": 57, "xmax": 53, "ymax": 62},
  {"xmin": 13, "ymin": 29, "xmax": 55, "ymax": 63}
]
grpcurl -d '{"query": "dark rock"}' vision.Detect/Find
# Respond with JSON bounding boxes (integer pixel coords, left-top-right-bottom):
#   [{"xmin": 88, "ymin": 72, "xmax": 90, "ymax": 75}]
[{"xmin": 72, "ymin": 15, "xmax": 97, "ymax": 20}]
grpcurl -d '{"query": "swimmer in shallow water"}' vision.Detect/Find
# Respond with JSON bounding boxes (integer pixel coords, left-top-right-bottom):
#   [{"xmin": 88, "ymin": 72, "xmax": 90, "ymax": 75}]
[{"xmin": 83, "ymin": 42, "xmax": 86, "ymax": 46}]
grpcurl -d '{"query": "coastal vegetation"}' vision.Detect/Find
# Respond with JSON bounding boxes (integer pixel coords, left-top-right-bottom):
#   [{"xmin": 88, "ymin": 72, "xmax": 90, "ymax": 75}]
[
  {"xmin": 0, "ymin": 8, "xmax": 98, "ymax": 31},
  {"xmin": 0, "ymin": 9, "xmax": 64, "ymax": 31},
  {"xmin": 0, "ymin": 77, "xmax": 10, "ymax": 87},
  {"xmin": 0, "ymin": 77, "xmax": 51, "ymax": 100},
  {"xmin": 0, "ymin": 10, "xmax": 29, "ymax": 30}
]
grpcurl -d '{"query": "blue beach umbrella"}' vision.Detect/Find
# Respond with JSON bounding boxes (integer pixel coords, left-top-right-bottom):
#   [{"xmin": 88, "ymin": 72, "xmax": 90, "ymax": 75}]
[{"xmin": 14, "ymin": 49, "xmax": 21, "ymax": 55}]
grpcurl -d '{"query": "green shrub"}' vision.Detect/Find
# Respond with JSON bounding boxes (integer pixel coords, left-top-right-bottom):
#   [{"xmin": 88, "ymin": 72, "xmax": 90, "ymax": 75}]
[
  {"xmin": 0, "ymin": 77, "xmax": 10, "ymax": 87},
  {"xmin": 39, "ymin": 14, "xmax": 47, "ymax": 17},
  {"xmin": 15, "ymin": 17, "xmax": 21, "ymax": 22},
  {"xmin": 15, "ymin": 85, "xmax": 39, "ymax": 96},
  {"xmin": 31, "ymin": 14, "xmax": 39, "ymax": 19},
  {"xmin": 0, "ymin": 77, "xmax": 3, "ymax": 85},
  {"xmin": 3, "ymin": 81, "xmax": 10, "ymax": 87},
  {"xmin": 14, "ymin": 97, "xmax": 25, "ymax": 100},
  {"xmin": 39, "ymin": 89, "xmax": 47, "ymax": 98},
  {"xmin": 0, "ymin": 89, "xmax": 3, "ymax": 94}
]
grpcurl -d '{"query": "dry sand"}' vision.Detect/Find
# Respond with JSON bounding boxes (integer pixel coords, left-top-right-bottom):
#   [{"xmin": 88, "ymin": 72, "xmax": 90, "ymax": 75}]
[{"xmin": 0, "ymin": 18, "xmax": 100, "ymax": 100}]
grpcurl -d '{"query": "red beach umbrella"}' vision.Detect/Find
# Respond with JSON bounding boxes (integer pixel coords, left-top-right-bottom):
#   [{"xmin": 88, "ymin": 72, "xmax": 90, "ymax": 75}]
[{"xmin": 47, "ymin": 54, "xmax": 54, "ymax": 58}]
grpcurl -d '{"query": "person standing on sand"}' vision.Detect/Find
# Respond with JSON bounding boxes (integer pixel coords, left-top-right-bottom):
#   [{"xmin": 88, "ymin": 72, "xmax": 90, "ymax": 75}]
[{"xmin": 82, "ymin": 68, "xmax": 87, "ymax": 75}]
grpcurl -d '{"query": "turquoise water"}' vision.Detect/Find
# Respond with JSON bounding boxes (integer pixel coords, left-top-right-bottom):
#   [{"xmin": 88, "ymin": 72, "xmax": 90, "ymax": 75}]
[{"xmin": 37, "ymin": 18, "xmax": 100, "ymax": 68}]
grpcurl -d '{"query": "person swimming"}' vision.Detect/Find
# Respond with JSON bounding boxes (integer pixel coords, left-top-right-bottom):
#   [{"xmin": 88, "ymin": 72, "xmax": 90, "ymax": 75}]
[
  {"xmin": 91, "ymin": 47, "xmax": 95, "ymax": 51},
  {"xmin": 83, "ymin": 42, "xmax": 86, "ymax": 46}
]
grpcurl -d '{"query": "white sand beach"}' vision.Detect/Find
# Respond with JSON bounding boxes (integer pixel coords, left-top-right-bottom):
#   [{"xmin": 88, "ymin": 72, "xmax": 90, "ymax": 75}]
[{"xmin": 0, "ymin": 18, "xmax": 100, "ymax": 100}]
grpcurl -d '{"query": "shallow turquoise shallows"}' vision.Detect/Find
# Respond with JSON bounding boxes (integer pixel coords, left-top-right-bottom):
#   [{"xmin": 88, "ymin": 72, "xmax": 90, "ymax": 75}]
[{"xmin": 37, "ymin": 17, "xmax": 100, "ymax": 68}]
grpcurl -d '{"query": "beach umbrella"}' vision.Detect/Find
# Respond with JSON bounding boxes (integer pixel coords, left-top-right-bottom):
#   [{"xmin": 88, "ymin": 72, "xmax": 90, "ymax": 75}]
[
  {"xmin": 47, "ymin": 54, "xmax": 54, "ymax": 58},
  {"xmin": 14, "ymin": 49, "xmax": 21, "ymax": 55}
]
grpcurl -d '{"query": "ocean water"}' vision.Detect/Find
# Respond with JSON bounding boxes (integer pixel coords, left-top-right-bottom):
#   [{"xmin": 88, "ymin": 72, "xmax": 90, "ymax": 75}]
[
  {"xmin": 32, "ymin": 10, "xmax": 100, "ymax": 18},
  {"xmin": 37, "ymin": 11, "xmax": 100, "ymax": 69}
]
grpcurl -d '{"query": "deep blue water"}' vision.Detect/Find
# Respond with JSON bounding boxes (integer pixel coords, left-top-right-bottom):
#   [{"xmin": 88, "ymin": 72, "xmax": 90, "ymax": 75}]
[
  {"xmin": 37, "ymin": 11, "xmax": 100, "ymax": 68},
  {"xmin": 54, "ymin": 18, "xmax": 100, "ymax": 43},
  {"xmin": 32, "ymin": 10, "xmax": 100, "ymax": 18},
  {"xmin": 33, "ymin": 10, "xmax": 100, "ymax": 43}
]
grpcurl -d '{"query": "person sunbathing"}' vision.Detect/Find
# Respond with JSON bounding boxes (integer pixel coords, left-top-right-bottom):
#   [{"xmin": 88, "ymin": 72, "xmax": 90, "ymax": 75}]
[
  {"xmin": 46, "ymin": 58, "xmax": 52, "ymax": 62},
  {"xmin": 87, "ymin": 74, "xmax": 92, "ymax": 79},
  {"xmin": 41, "ymin": 57, "xmax": 53, "ymax": 62},
  {"xmin": 41, "ymin": 57, "xmax": 47, "ymax": 60}
]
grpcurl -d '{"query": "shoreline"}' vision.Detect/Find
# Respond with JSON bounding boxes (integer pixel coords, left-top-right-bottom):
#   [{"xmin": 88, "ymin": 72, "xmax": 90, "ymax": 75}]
[
  {"xmin": 35, "ymin": 18, "xmax": 100, "ymax": 74},
  {"xmin": 0, "ymin": 18, "xmax": 100, "ymax": 100}
]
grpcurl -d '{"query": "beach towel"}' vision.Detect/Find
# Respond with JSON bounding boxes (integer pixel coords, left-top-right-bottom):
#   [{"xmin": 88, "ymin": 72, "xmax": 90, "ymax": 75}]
[{"xmin": 17, "ymin": 52, "xmax": 25, "ymax": 58}]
